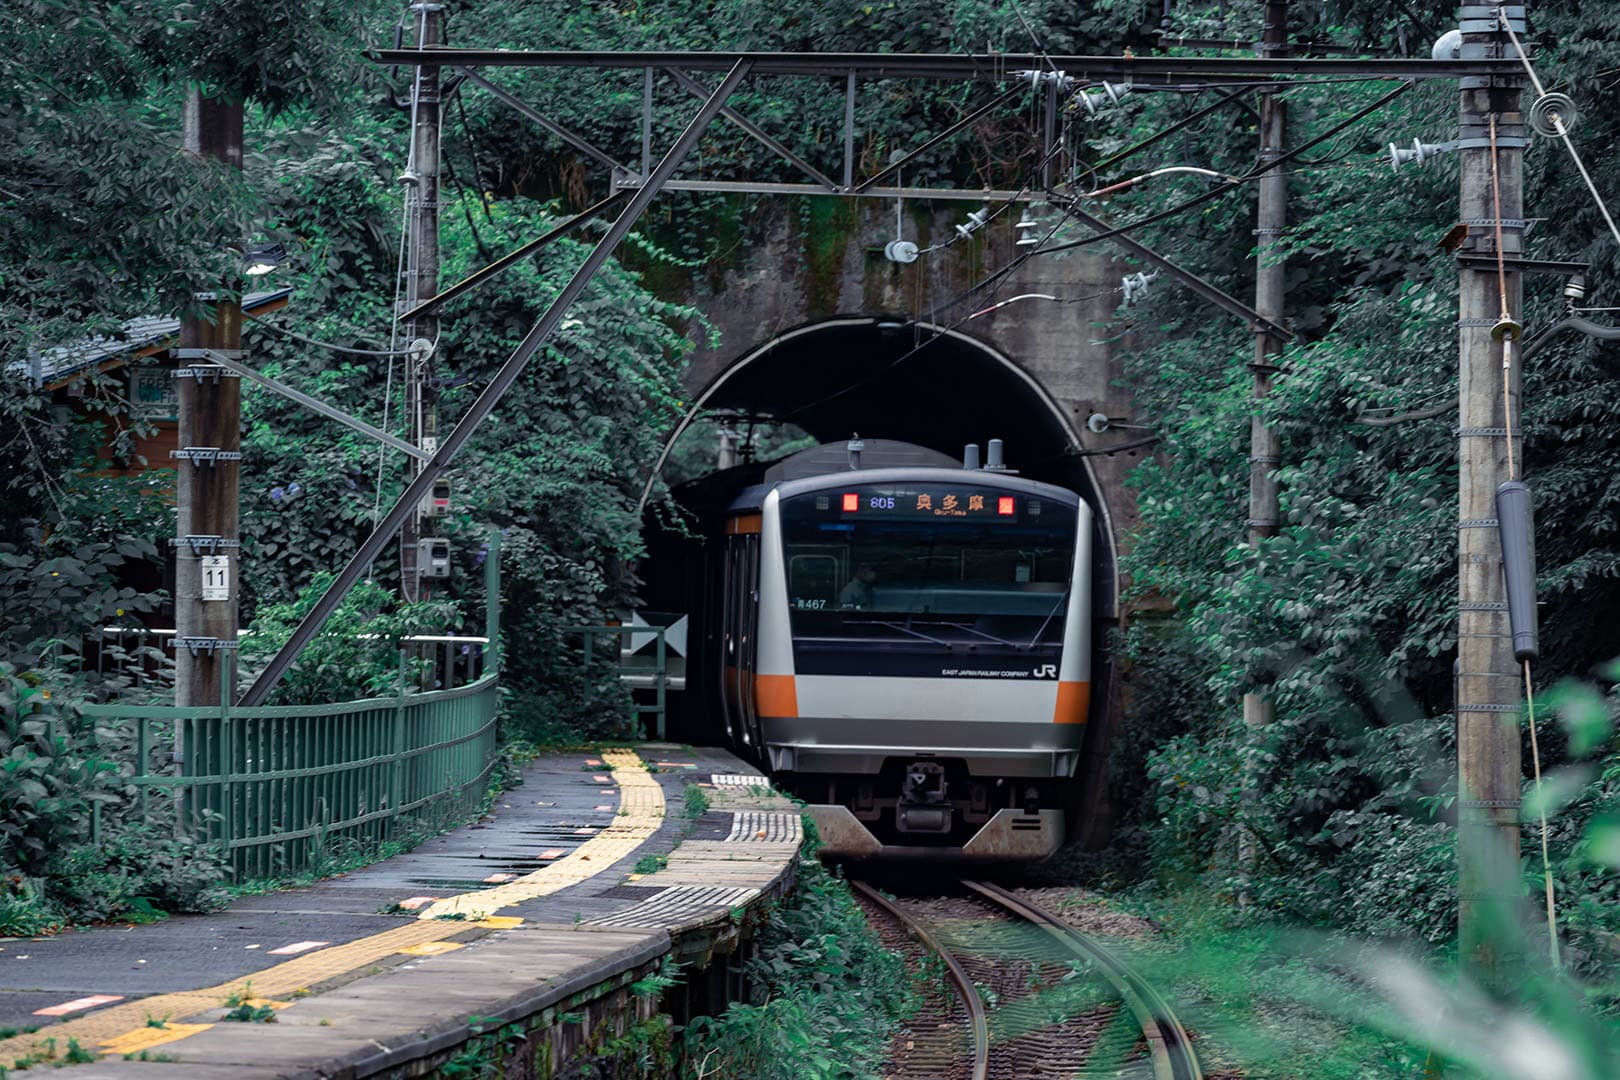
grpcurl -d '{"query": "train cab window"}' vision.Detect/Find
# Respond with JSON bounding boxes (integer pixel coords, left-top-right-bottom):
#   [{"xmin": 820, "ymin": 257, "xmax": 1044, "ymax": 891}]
[
  {"xmin": 789, "ymin": 554, "xmax": 842, "ymax": 609},
  {"xmin": 778, "ymin": 483, "xmax": 1079, "ymax": 651}
]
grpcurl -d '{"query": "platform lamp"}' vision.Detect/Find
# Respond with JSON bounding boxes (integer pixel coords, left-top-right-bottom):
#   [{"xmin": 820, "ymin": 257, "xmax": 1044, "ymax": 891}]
[{"xmin": 242, "ymin": 241, "xmax": 288, "ymax": 278}]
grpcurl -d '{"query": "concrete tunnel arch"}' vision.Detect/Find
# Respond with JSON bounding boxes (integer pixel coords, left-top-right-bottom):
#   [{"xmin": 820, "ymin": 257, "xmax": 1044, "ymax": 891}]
[
  {"xmin": 642, "ymin": 314, "xmax": 1121, "ymax": 619},
  {"xmin": 638, "ymin": 316, "xmax": 1129, "ymax": 844}
]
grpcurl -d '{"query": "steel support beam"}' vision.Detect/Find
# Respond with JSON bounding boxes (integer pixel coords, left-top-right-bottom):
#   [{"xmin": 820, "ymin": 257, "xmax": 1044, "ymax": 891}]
[
  {"xmin": 615, "ymin": 178, "xmax": 1028, "ymax": 201},
  {"xmin": 183, "ymin": 348, "xmax": 431, "ymax": 462},
  {"xmin": 457, "ymin": 67, "xmax": 631, "ymax": 174},
  {"xmin": 664, "ymin": 67, "xmax": 840, "ymax": 191},
  {"xmin": 371, "ymin": 48, "xmax": 1520, "ymax": 83},
  {"xmin": 239, "ymin": 59, "xmax": 754, "ymax": 707},
  {"xmin": 395, "ymin": 190, "xmax": 629, "ymax": 323}
]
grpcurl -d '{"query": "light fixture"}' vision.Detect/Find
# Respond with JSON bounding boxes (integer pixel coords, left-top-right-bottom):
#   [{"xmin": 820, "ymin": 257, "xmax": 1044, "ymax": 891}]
[{"xmin": 243, "ymin": 241, "xmax": 287, "ymax": 277}]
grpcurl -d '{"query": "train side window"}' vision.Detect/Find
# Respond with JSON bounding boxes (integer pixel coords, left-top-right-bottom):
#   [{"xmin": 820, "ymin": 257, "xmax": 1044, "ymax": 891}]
[{"xmin": 788, "ymin": 553, "xmax": 840, "ymax": 607}]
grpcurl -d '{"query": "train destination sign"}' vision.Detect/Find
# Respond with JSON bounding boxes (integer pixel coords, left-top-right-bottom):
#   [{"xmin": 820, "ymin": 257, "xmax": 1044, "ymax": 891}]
[{"xmin": 805, "ymin": 487, "xmax": 1039, "ymax": 524}]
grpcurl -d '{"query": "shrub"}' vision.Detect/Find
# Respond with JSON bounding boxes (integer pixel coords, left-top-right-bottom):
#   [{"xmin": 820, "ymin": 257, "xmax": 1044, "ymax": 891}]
[{"xmin": 681, "ymin": 830, "xmax": 913, "ymax": 1079}]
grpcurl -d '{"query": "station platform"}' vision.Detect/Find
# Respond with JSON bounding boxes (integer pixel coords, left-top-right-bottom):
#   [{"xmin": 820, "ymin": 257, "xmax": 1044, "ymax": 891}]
[{"xmin": 0, "ymin": 744, "xmax": 802, "ymax": 1077}]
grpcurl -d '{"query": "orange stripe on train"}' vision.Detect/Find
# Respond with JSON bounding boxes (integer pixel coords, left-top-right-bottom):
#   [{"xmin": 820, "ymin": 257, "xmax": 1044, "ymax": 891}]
[
  {"xmin": 1054, "ymin": 681, "xmax": 1090, "ymax": 724},
  {"xmin": 754, "ymin": 674, "xmax": 798, "ymax": 717}
]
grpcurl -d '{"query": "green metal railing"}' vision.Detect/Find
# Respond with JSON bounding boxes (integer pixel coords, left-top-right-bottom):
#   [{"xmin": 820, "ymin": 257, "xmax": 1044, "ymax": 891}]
[
  {"xmin": 86, "ymin": 670, "xmax": 500, "ymax": 879},
  {"xmin": 565, "ymin": 624, "xmax": 668, "ymax": 739},
  {"xmin": 84, "ymin": 532, "xmax": 505, "ymax": 880}
]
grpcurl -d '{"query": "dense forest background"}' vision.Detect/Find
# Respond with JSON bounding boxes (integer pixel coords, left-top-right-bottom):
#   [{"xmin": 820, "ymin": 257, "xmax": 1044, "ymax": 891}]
[{"xmin": 5, "ymin": 0, "xmax": 1620, "ymax": 1036}]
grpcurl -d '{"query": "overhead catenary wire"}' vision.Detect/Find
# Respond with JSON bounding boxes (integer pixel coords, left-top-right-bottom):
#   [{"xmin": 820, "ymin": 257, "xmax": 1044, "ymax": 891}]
[
  {"xmin": 374, "ymin": 0, "xmax": 428, "ymax": 573},
  {"xmin": 1498, "ymin": 9, "xmax": 1620, "ymax": 251},
  {"xmin": 243, "ymin": 311, "xmax": 423, "ymax": 357},
  {"xmin": 1036, "ymin": 81, "xmax": 1413, "ymax": 256}
]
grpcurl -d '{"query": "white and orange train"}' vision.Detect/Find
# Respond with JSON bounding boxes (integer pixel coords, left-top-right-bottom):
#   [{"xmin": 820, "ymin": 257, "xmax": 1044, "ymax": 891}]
[{"xmin": 691, "ymin": 439, "xmax": 1093, "ymax": 860}]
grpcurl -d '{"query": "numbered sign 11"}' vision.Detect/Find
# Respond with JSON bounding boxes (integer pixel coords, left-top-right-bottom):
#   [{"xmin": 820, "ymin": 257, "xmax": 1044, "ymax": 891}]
[{"xmin": 201, "ymin": 555, "xmax": 231, "ymax": 601}]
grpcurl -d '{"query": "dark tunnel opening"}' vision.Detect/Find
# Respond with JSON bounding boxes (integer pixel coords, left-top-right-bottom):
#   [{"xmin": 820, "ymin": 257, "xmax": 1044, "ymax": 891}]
[{"xmin": 648, "ymin": 316, "xmax": 1118, "ymax": 616}]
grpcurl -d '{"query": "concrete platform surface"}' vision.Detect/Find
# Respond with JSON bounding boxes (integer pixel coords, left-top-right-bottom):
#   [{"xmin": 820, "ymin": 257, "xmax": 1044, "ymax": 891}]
[{"xmin": 0, "ymin": 744, "xmax": 803, "ymax": 1077}]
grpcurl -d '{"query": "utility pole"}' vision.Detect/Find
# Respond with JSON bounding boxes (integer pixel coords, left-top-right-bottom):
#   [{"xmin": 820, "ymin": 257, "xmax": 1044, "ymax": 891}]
[
  {"xmin": 1455, "ymin": 4, "xmax": 1526, "ymax": 983},
  {"xmin": 400, "ymin": 0, "xmax": 444, "ymax": 602},
  {"xmin": 174, "ymin": 91, "xmax": 244, "ymax": 709},
  {"xmin": 1241, "ymin": 0, "xmax": 1288, "ymax": 875}
]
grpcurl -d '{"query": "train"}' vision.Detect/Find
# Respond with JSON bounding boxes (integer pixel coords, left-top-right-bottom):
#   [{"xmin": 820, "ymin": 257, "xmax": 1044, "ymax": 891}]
[{"xmin": 646, "ymin": 437, "xmax": 1094, "ymax": 859}]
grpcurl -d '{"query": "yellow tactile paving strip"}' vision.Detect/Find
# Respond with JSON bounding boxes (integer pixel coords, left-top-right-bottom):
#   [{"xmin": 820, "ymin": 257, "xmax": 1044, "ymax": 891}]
[
  {"xmin": 0, "ymin": 918, "xmax": 494, "ymax": 1065},
  {"xmin": 418, "ymin": 747, "xmax": 666, "ymax": 920},
  {"xmin": 0, "ymin": 748, "xmax": 666, "ymax": 1068},
  {"xmin": 99, "ymin": 1022, "xmax": 213, "ymax": 1056}
]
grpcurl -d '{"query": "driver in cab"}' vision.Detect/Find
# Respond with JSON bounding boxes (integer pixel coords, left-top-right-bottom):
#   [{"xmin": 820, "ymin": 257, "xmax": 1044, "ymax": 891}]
[{"xmin": 839, "ymin": 563, "xmax": 877, "ymax": 609}]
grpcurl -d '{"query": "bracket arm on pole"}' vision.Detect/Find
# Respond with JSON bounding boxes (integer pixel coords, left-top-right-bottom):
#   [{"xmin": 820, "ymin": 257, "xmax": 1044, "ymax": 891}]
[{"xmin": 192, "ymin": 350, "xmax": 432, "ymax": 461}]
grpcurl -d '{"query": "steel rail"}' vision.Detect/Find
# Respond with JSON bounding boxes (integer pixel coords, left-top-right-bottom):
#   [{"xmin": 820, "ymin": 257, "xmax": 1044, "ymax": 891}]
[
  {"xmin": 368, "ymin": 48, "xmax": 1521, "ymax": 83},
  {"xmin": 851, "ymin": 880, "xmax": 990, "ymax": 1080},
  {"xmin": 964, "ymin": 880, "xmax": 1203, "ymax": 1080}
]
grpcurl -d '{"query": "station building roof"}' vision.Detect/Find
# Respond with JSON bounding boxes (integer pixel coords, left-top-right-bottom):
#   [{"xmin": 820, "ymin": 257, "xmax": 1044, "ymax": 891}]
[{"xmin": 10, "ymin": 287, "xmax": 293, "ymax": 390}]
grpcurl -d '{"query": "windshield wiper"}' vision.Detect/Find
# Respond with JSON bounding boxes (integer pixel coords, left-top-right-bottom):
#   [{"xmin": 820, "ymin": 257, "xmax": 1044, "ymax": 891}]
[
  {"xmin": 843, "ymin": 618, "xmax": 955, "ymax": 648},
  {"xmin": 1025, "ymin": 588, "xmax": 1071, "ymax": 648},
  {"xmin": 934, "ymin": 620, "xmax": 1019, "ymax": 648}
]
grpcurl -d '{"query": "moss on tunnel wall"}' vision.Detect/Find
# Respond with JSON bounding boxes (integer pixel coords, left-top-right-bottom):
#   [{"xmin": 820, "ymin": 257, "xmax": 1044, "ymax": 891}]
[{"xmin": 794, "ymin": 196, "xmax": 861, "ymax": 316}]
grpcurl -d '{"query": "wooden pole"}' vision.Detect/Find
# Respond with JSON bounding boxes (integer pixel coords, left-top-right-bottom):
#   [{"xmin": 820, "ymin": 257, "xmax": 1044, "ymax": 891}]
[{"xmin": 175, "ymin": 91, "xmax": 244, "ymax": 710}]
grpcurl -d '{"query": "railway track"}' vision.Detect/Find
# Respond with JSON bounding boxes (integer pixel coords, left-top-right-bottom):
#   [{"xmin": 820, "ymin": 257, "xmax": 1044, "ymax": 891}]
[{"xmin": 852, "ymin": 879, "xmax": 1202, "ymax": 1080}]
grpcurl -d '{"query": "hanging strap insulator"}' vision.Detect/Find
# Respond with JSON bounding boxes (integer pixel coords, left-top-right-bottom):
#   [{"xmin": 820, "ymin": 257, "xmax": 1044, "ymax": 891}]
[{"xmin": 1495, "ymin": 480, "xmax": 1539, "ymax": 662}]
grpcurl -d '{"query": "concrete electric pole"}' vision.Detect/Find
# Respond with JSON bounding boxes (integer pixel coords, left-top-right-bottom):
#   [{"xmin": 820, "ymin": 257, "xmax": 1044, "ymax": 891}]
[
  {"xmin": 174, "ymin": 91, "xmax": 245, "ymax": 709},
  {"xmin": 400, "ymin": 0, "xmax": 444, "ymax": 603},
  {"xmin": 1455, "ymin": 4, "xmax": 1527, "ymax": 982},
  {"xmin": 1241, "ymin": 0, "xmax": 1289, "ymax": 875}
]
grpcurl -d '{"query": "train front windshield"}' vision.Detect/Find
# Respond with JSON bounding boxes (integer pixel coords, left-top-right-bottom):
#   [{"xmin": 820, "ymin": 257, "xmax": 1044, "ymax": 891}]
[{"xmin": 779, "ymin": 483, "xmax": 1077, "ymax": 656}]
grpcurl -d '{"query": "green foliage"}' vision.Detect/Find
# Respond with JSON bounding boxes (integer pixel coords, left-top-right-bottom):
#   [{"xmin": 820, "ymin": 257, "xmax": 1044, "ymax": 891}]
[
  {"xmin": 680, "ymin": 856, "xmax": 913, "ymax": 1079},
  {"xmin": 1100, "ymin": 6, "xmax": 1620, "ymax": 959},
  {"xmin": 221, "ymin": 1001, "xmax": 278, "ymax": 1024},
  {"xmin": 239, "ymin": 574, "xmax": 460, "ymax": 706},
  {"xmin": 630, "ymin": 957, "xmax": 682, "ymax": 1000},
  {"xmin": 682, "ymin": 783, "xmax": 711, "ymax": 818},
  {"xmin": 0, "ymin": 526, "xmax": 164, "ymax": 683},
  {"xmin": 0, "ymin": 661, "xmax": 229, "ymax": 934},
  {"xmin": 0, "ymin": 668, "xmax": 111, "ymax": 877}
]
